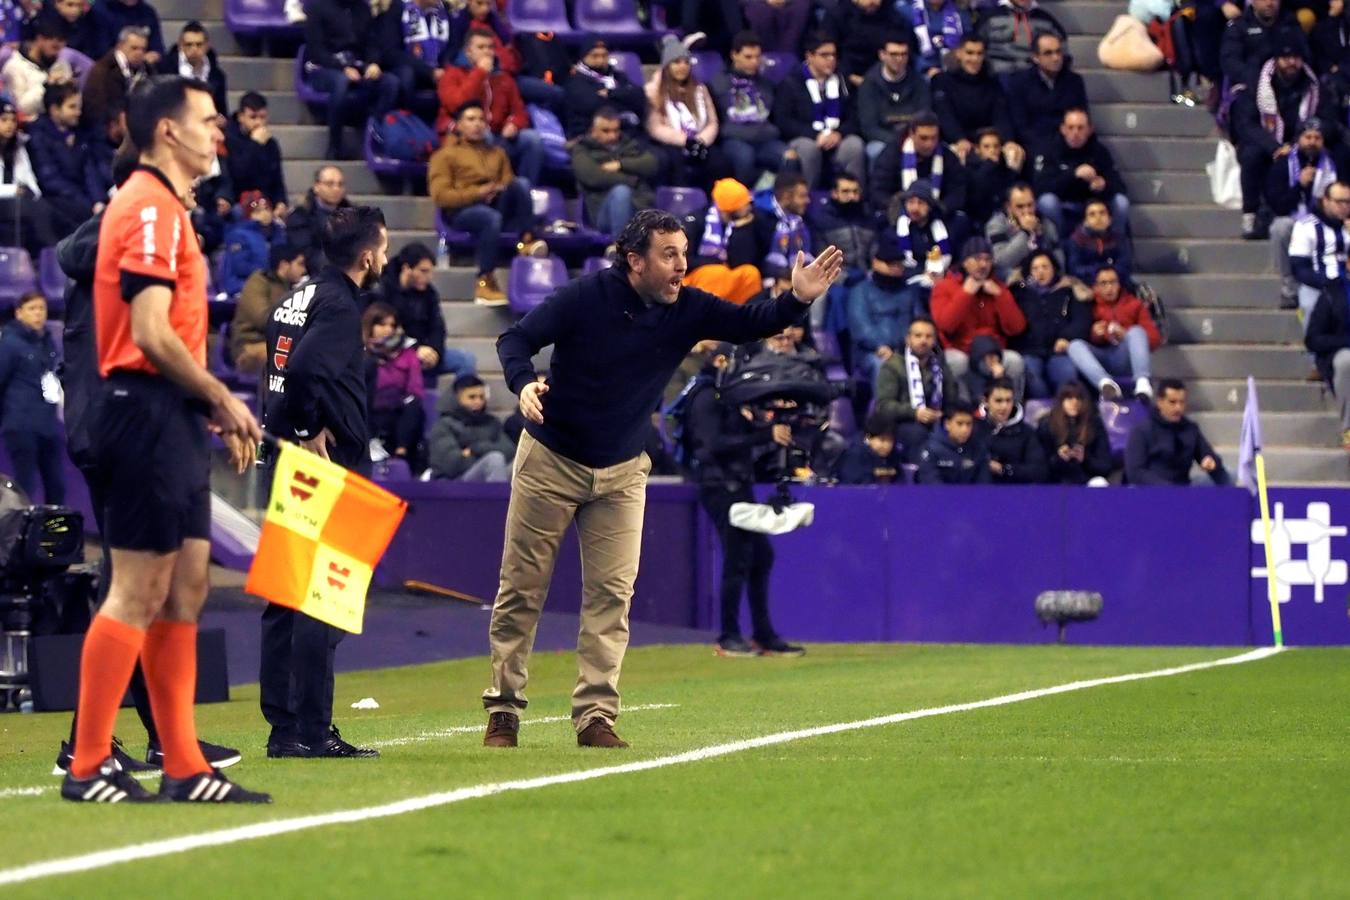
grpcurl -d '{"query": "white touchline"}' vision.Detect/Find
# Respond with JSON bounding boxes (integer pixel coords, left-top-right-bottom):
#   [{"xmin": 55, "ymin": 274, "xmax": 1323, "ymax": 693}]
[
  {"xmin": 0, "ymin": 646, "xmax": 1283, "ymax": 888},
  {"xmin": 0, "ymin": 704, "xmax": 682, "ymax": 799}
]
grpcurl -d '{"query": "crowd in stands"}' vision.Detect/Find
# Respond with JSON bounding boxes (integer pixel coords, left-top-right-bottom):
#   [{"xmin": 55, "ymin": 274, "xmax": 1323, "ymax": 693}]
[{"xmin": 0, "ymin": 0, "xmax": 1275, "ymax": 495}]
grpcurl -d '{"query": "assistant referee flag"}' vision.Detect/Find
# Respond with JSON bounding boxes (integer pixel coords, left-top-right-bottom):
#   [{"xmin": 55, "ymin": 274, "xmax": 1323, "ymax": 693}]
[{"xmin": 245, "ymin": 442, "xmax": 407, "ymax": 633}]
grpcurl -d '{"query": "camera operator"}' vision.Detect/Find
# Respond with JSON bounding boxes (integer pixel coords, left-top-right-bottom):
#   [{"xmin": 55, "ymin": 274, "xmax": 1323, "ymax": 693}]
[{"xmin": 685, "ymin": 343, "xmax": 805, "ymax": 658}]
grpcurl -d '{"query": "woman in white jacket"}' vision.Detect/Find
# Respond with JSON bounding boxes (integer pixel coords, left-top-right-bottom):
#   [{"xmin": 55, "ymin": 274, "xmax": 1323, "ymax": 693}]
[
  {"xmin": 644, "ymin": 37, "xmax": 728, "ymax": 189},
  {"xmin": 0, "ymin": 98, "xmax": 58, "ymax": 258}
]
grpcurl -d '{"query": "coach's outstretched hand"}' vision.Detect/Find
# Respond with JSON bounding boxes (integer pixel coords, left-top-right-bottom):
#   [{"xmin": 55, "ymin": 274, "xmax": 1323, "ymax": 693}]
[
  {"xmin": 790, "ymin": 246, "xmax": 845, "ymax": 305},
  {"xmin": 520, "ymin": 380, "xmax": 549, "ymax": 425}
]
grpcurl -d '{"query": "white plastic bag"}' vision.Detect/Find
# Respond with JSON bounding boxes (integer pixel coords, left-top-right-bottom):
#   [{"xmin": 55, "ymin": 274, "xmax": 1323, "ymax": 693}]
[{"xmin": 1206, "ymin": 139, "xmax": 1243, "ymax": 210}]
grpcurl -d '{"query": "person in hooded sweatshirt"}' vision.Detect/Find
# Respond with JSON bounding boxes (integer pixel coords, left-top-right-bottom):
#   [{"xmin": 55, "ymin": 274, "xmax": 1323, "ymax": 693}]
[
  {"xmin": 1010, "ymin": 249, "xmax": 1091, "ymax": 398},
  {"xmin": 915, "ymin": 400, "xmax": 991, "ymax": 484},
  {"xmin": 1064, "ymin": 197, "xmax": 1132, "ymax": 284},
  {"xmin": 974, "ymin": 376, "xmax": 1047, "ymax": 483},
  {"xmin": 0, "ymin": 291, "xmax": 64, "ymax": 503},
  {"xmin": 1038, "ymin": 379, "xmax": 1112, "ymax": 485},
  {"xmin": 427, "ymin": 373, "xmax": 515, "ymax": 481},
  {"xmin": 835, "ymin": 410, "xmax": 905, "ymax": 484},
  {"xmin": 1124, "ymin": 378, "xmax": 1231, "ymax": 486},
  {"xmin": 219, "ymin": 191, "xmax": 288, "ymax": 298}
]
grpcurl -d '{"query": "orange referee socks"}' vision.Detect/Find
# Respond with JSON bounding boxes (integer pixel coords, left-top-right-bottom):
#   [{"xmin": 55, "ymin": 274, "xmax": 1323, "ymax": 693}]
[
  {"xmin": 140, "ymin": 621, "xmax": 211, "ymax": 779},
  {"xmin": 71, "ymin": 615, "xmax": 146, "ymax": 779}
]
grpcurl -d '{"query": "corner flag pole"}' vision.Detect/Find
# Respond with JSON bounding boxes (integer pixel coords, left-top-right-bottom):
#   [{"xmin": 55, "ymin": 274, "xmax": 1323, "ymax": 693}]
[{"xmin": 1254, "ymin": 453, "xmax": 1284, "ymax": 648}]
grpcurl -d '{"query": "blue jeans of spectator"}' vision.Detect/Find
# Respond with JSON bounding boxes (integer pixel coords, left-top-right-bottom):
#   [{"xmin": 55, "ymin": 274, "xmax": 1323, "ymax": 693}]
[
  {"xmin": 1066, "ymin": 326, "xmax": 1152, "ymax": 386},
  {"xmin": 865, "ymin": 139, "xmax": 889, "ymax": 163},
  {"xmin": 3, "ymin": 430, "xmax": 64, "ymax": 504},
  {"xmin": 494, "ymin": 130, "xmax": 544, "ymax": 184},
  {"xmin": 722, "ymin": 137, "xmax": 787, "ymax": 187},
  {"xmin": 1037, "ymin": 192, "xmax": 1130, "ymax": 240},
  {"xmin": 517, "ymin": 76, "xmax": 565, "ymax": 113},
  {"xmin": 595, "ymin": 184, "xmax": 635, "ymax": 236},
  {"xmin": 449, "ymin": 179, "xmax": 534, "ymax": 274},
  {"xmin": 1021, "ymin": 353, "xmax": 1078, "ymax": 399},
  {"xmin": 310, "ymin": 67, "xmax": 400, "ymax": 153},
  {"xmin": 422, "ymin": 345, "xmax": 478, "ymax": 388}
]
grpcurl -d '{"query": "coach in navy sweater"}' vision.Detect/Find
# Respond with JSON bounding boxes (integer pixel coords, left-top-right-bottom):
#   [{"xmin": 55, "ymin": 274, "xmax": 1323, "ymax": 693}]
[{"xmin": 483, "ymin": 210, "xmax": 843, "ymax": 750}]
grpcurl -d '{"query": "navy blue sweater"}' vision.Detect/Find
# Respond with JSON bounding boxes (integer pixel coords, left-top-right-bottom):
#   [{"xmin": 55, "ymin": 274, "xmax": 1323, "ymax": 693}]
[
  {"xmin": 0, "ymin": 323, "xmax": 62, "ymax": 438},
  {"xmin": 497, "ymin": 267, "xmax": 812, "ymax": 468}
]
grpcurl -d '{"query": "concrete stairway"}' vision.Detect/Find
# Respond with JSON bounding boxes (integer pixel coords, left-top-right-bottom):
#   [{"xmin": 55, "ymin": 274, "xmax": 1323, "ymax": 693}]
[
  {"xmin": 1057, "ymin": 0, "xmax": 1347, "ymax": 483},
  {"xmin": 190, "ymin": 0, "xmax": 1347, "ymax": 478}
]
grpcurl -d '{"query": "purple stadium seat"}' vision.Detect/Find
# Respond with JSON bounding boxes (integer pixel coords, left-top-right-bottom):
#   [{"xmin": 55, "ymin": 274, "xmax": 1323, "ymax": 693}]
[
  {"xmin": 573, "ymin": 0, "xmax": 665, "ymax": 45},
  {"xmin": 1100, "ymin": 398, "xmax": 1149, "ymax": 460},
  {"xmin": 373, "ymin": 457, "xmax": 413, "ymax": 482},
  {"xmin": 760, "ymin": 52, "xmax": 797, "ymax": 85},
  {"xmin": 422, "ymin": 389, "xmax": 439, "ymax": 434},
  {"xmin": 45, "ymin": 320, "xmax": 63, "ymax": 356},
  {"xmin": 59, "ymin": 48, "xmax": 94, "ymax": 89},
  {"xmin": 226, "ymin": 0, "xmax": 303, "ymax": 37},
  {"xmin": 655, "ymin": 186, "xmax": 709, "ymax": 219},
  {"xmin": 211, "ymin": 323, "xmax": 235, "ymax": 379},
  {"xmin": 533, "ymin": 186, "xmax": 607, "ymax": 253},
  {"xmin": 582, "ymin": 256, "xmax": 613, "ymax": 275},
  {"xmin": 507, "ymin": 0, "xmax": 574, "ymax": 34},
  {"xmin": 0, "ymin": 46, "xmax": 11, "ymax": 70},
  {"xmin": 0, "ymin": 247, "xmax": 37, "ymax": 309},
  {"xmin": 364, "ymin": 119, "xmax": 429, "ymax": 180},
  {"xmin": 608, "ymin": 50, "xmax": 644, "ymax": 87},
  {"xmin": 508, "ymin": 255, "xmax": 567, "ymax": 315},
  {"xmin": 1023, "ymin": 398, "xmax": 1052, "ymax": 425},
  {"xmin": 294, "ymin": 46, "xmax": 331, "ymax": 106},
  {"xmin": 38, "ymin": 247, "xmax": 66, "ymax": 311},
  {"xmin": 434, "ymin": 208, "xmax": 521, "ymax": 260},
  {"xmin": 691, "ymin": 52, "xmax": 724, "ymax": 83},
  {"xmin": 829, "ymin": 397, "xmax": 857, "ymax": 439}
]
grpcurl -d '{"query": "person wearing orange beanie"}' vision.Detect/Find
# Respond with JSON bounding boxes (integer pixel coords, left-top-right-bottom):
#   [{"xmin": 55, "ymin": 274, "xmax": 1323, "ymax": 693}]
[{"xmin": 682, "ymin": 178, "xmax": 769, "ymax": 304}]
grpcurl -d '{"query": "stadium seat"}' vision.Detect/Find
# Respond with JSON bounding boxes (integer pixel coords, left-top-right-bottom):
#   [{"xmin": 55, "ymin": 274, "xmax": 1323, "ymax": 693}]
[
  {"xmin": 525, "ymin": 103, "xmax": 572, "ymax": 172},
  {"xmin": 608, "ymin": 50, "xmax": 644, "ymax": 87},
  {"xmin": 226, "ymin": 0, "xmax": 303, "ymax": 38},
  {"xmin": 38, "ymin": 247, "xmax": 67, "ymax": 311},
  {"xmin": 655, "ymin": 186, "xmax": 709, "ymax": 219},
  {"xmin": 829, "ymin": 396, "xmax": 857, "ymax": 439},
  {"xmin": 363, "ymin": 118, "xmax": 429, "ymax": 181},
  {"xmin": 809, "ymin": 190, "xmax": 830, "ymax": 218},
  {"xmin": 508, "ymin": 255, "xmax": 567, "ymax": 315},
  {"xmin": 434, "ymin": 208, "xmax": 520, "ymax": 261},
  {"xmin": 691, "ymin": 52, "xmax": 724, "ymax": 83},
  {"xmin": 1023, "ymin": 398, "xmax": 1052, "ymax": 424},
  {"xmin": 373, "ymin": 457, "xmax": 413, "ymax": 483},
  {"xmin": 760, "ymin": 53, "xmax": 797, "ymax": 85},
  {"xmin": 573, "ymin": 0, "xmax": 666, "ymax": 45},
  {"xmin": 507, "ymin": 0, "xmax": 574, "ymax": 34},
  {"xmin": 422, "ymin": 389, "xmax": 439, "ymax": 435},
  {"xmin": 0, "ymin": 248, "xmax": 37, "ymax": 310},
  {"xmin": 532, "ymin": 186, "xmax": 607, "ymax": 254},
  {"xmin": 294, "ymin": 46, "xmax": 331, "ymax": 107},
  {"xmin": 60, "ymin": 47, "xmax": 94, "ymax": 89},
  {"xmin": 1099, "ymin": 398, "xmax": 1149, "ymax": 461},
  {"xmin": 582, "ymin": 256, "xmax": 613, "ymax": 275}
]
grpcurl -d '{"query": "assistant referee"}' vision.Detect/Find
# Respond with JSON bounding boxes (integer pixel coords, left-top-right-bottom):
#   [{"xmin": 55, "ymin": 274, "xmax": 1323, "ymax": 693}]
[{"xmin": 62, "ymin": 76, "xmax": 268, "ymax": 805}]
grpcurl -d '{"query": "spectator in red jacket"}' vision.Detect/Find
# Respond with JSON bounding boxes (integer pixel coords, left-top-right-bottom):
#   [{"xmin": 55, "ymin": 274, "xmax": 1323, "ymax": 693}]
[
  {"xmin": 1065, "ymin": 265, "xmax": 1161, "ymax": 402},
  {"xmin": 931, "ymin": 235, "xmax": 1027, "ymax": 394},
  {"xmin": 437, "ymin": 27, "xmax": 542, "ymax": 182}
]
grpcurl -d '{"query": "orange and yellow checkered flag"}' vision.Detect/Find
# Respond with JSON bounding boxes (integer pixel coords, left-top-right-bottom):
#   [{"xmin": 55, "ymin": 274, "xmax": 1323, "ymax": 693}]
[{"xmin": 245, "ymin": 442, "xmax": 408, "ymax": 634}]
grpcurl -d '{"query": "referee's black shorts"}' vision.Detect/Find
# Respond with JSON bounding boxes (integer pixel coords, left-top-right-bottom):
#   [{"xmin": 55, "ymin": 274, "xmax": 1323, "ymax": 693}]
[{"xmin": 95, "ymin": 372, "xmax": 211, "ymax": 553}]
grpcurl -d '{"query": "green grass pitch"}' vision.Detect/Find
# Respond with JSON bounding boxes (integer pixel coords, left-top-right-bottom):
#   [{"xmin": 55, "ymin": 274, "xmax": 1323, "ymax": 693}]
[{"xmin": 1, "ymin": 643, "xmax": 1346, "ymax": 898}]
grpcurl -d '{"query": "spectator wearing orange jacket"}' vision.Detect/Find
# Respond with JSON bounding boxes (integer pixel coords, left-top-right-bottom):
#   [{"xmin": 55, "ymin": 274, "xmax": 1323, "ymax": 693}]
[
  {"xmin": 930, "ymin": 236, "xmax": 1027, "ymax": 393},
  {"xmin": 436, "ymin": 27, "xmax": 541, "ymax": 182},
  {"xmin": 1065, "ymin": 265, "xmax": 1161, "ymax": 402}
]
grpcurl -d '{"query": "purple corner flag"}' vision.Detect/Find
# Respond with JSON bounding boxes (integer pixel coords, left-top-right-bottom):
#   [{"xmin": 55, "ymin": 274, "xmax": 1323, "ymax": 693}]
[{"xmin": 1237, "ymin": 376, "xmax": 1262, "ymax": 494}]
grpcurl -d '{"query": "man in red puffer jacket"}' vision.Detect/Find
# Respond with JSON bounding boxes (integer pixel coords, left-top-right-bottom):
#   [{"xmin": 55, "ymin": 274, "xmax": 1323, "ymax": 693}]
[
  {"xmin": 436, "ymin": 27, "xmax": 541, "ymax": 182},
  {"xmin": 1065, "ymin": 264, "xmax": 1162, "ymax": 401},
  {"xmin": 931, "ymin": 236, "xmax": 1028, "ymax": 394}
]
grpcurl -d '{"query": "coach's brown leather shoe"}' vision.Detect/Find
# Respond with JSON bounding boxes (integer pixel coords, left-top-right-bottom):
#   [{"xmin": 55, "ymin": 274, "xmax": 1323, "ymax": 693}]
[
  {"xmin": 576, "ymin": 719, "xmax": 629, "ymax": 749},
  {"xmin": 483, "ymin": 712, "xmax": 520, "ymax": 748}
]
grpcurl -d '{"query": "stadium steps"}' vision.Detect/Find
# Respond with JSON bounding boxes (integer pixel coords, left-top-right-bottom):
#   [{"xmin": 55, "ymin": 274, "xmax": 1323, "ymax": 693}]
[{"xmin": 1056, "ymin": 0, "xmax": 1347, "ymax": 481}]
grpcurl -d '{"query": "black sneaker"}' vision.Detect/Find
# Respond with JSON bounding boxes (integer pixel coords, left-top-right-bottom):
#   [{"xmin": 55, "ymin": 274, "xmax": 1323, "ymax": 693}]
[
  {"xmin": 158, "ymin": 768, "xmax": 272, "ymax": 804},
  {"xmin": 53, "ymin": 736, "xmax": 158, "ymax": 776},
  {"xmin": 755, "ymin": 638, "xmax": 806, "ymax": 656},
  {"xmin": 60, "ymin": 757, "xmax": 158, "ymax": 804},
  {"xmin": 305, "ymin": 726, "xmax": 379, "ymax": 759},
  {"xmin": 266, "ymin": 737, "xmax": 312, "ymax": 759},
  {"xmin": 714, "ymin": 637, "xmax": 757, "ymax": 657},
  {"xmin": 147, "ymin": 739, "xmax": 242, "ymax": 771}
]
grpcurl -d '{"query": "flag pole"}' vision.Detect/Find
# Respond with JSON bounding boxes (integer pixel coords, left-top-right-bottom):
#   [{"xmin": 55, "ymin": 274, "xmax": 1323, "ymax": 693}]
[{"xmin": 1254, "ymin": 453, "xmax": 1284, "ymax": 648}]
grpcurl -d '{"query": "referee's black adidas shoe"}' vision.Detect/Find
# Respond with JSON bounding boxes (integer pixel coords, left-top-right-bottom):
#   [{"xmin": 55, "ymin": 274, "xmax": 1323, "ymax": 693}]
[
  {"xmin": 60, "ymin": 758, "xmax": 158, "ymax": 803},
  {"xmin": 158, "ymin": 768, "xmax": 272, "ymax": 804},
  {"xmin": 147, "ymin": 739, "xmax": 242, "ymax": 771},
  {"xmin": 305, "ymin": 726, "xmax": 379, "ymax": 759}
]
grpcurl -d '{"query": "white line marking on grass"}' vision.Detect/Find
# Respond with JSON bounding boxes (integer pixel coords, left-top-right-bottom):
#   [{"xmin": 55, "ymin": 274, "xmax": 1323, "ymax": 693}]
[
  {"xmin": 0, "ymin": 705, "xmax": 681, "ymax": 801},
  {"xmin": 0, "ymin": 646, "xmax": 1282, "ymax": 888},
  {"xmin": 368, "ymin": 703, "xmax": 680, "ymax": 748}
]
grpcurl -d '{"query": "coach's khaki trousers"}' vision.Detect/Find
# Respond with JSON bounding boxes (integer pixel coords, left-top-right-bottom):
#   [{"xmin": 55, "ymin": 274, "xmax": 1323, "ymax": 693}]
[{"xmin": 483, "ymin": 431, "xmax": 650, "ymax": 730}]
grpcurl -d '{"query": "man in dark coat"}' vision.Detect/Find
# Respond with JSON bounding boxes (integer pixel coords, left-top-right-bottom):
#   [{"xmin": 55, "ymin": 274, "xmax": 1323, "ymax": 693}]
[
  {"xmin": 932, "ymin": 34, "xmax": 1018, "ymax": 158},
  {"xmin": 157, "ymin": 21, "xmax": 227, "ymax": 116},
  {"xmin": 1031, "ymin": 108, "xmax": 1129, "ymax": 240},
  {"xmin": 1006, "ymin": 32, "xmax": 1088, "ymax": 155},
  {"xmin": 1124, "ymin": 378, "xmax": 1231, "ymax": 485}
]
